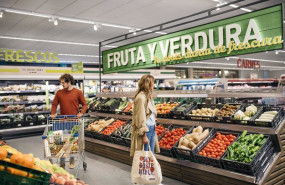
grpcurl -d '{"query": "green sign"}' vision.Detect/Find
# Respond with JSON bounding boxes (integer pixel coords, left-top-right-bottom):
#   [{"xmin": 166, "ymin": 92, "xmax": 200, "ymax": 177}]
[
  {"xmin": 0, "ymin": 49, "xmax": 59, "ymax": 63},
  {"xmin": 102, "ymin": 5, "xmax": 284, "ymax": 74},
  {"xmin": 71, "ymin": 61, "xmax": 83, "ymax": 73}
]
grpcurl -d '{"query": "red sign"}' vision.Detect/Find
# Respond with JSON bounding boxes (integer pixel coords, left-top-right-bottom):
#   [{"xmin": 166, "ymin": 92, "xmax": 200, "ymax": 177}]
[{"xmin": 237, "ymin": 58, "xmax": 260, "ymax": 69}]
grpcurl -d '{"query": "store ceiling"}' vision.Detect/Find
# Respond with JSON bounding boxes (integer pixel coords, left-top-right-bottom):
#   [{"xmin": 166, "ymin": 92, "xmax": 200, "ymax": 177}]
[{"xmin": 0, "ymin": 0, "xmax": 284, "ymax": 70}]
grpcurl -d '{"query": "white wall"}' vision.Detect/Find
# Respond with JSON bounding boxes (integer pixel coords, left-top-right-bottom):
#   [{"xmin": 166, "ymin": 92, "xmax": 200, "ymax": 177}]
[
  {"xmin": 239, "ymin": 70, "xmax": 265, "ymax": 79},
  {"xmin": 267, "ymin": 70, "xmax": 285, "ymax": 78}
]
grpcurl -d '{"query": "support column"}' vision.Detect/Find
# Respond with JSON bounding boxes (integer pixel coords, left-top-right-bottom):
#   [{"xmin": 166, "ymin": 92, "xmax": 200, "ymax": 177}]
[
  {"xmin": 221, "ymin": 69, "xmax": 225, "ymax": 78},
  {"xmin": 187, "ymin": 68, "xmax": 194, "ymax": 79}
]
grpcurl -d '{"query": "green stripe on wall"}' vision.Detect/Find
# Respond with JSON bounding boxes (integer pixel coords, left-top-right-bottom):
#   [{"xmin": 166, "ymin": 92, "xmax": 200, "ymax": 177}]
[
  {"xmin": 117, "ymin": 71, "xmax": 150, "ymax": 74},
  {"xmin": 84, "ymin": 71, "xmax": 100, "ymax": 73},
  {"xmin": 160, "ymin": 72, "xmax": 176, "ymax": 74}
]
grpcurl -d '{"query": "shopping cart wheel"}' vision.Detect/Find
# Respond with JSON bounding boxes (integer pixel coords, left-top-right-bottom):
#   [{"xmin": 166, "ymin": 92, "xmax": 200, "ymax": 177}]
[{"xmin": 83, "ymin": 162, "xmax": 87, "ymax": 171}]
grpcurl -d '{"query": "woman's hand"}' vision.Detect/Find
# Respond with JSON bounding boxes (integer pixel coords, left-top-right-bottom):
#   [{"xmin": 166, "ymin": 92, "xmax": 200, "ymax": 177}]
[{"xmin": 143, "ymin": 133, "xmax": 149, "ymax": 144}]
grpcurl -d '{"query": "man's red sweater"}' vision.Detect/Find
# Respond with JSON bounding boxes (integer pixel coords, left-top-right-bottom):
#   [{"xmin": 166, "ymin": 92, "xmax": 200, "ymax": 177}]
[{"xmin": 51, "ymin": 88, "xmax": 87, "ymax": 115}]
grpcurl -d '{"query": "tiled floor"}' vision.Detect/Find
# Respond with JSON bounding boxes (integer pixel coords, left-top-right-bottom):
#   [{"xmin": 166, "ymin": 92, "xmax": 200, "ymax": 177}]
[{"xmin": 6, "ymin": 136, "xmax": 188, "ymax": 185}]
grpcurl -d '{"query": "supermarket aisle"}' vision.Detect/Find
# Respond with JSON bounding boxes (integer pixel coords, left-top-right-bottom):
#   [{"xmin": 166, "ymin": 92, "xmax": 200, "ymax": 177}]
[{"xmin": 6, "ymin": 136, "xmax": 187, "ymax": 185}]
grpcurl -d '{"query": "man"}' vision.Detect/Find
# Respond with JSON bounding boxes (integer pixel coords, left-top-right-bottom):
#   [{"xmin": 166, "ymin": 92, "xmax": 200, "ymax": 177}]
[{"xmin": 51, "ymin": 73, "xmax": 87, "ymax": 169}]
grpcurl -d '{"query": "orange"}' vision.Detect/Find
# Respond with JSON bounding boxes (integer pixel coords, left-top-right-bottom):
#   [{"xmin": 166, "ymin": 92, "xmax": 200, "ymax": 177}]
[
  {"xmin": 7, "ymin": 167, "xmax": 15, "ymax": 174},
  {"xmin": 0, "ymin": 147, "xmax": 7, "ymax": 160},
  {"xmin": 10, "ymin": 153, "xmax": 24, "ymax": 164},
  {"xmin": 0, "ymin": 165, "xmax": 4, "ymax": 171},
  {"xmin": 21, "ymin": 154, "xmax": 34, "ymax": 168},
  {"xmin": 14, "ymin": 169, "xmax": 28, "ymax": 177}
]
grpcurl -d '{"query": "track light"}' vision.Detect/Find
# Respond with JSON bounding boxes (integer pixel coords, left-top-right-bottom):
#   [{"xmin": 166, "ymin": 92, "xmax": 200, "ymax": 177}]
[
  {"xmin": 53, "ymin": 19, "xmax": 58, "ymax": 26},
  {"xmin": 0, "ymin": 10, "xmax": 3, "ymax": 18},
  {"xmin": 93, "ymin": 24, "xmax": 98, "ymax": 31}
]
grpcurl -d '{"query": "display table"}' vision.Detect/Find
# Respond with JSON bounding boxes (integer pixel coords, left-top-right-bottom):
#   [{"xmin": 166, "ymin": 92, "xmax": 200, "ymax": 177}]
[{"xmin": 86, "ymin": 112, "xmax": 285, "ymax": 185}]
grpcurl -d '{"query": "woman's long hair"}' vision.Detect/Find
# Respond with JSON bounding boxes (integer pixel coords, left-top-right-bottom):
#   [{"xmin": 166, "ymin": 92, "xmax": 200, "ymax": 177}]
[{"xmin": 135, "ymin": 74, "xmax": 155, "ymax": 100}]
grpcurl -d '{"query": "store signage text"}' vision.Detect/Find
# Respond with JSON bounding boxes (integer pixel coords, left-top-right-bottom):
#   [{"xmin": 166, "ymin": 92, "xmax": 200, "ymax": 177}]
[
  {"xmin": 0, "ymin": 49, "xmax": 59, "ymax": 63},
  {"xmin": 103, "ymin": 5, "xmax": 283, "ymax": 74},
  {"xmin": 237, "ymin": 58, "xmax": 260, "ymax": 69}
]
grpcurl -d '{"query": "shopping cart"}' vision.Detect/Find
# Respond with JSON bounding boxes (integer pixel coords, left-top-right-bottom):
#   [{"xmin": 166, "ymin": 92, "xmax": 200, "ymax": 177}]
[{"xmin": 42, "ymin": 115, "xmax": 87, "ymax": 178}]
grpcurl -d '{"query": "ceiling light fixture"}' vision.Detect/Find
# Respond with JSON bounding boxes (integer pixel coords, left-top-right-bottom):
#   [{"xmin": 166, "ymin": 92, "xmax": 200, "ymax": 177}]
[
  {"xmin": 0, "ymin": 10, "xmax": 4, "ymax": 18},
  {"xmin": 0, "ymin": 35, "xmax": 117, "ymax": 48},
  {"xmin": 93, "ymin": 24, "xmax": 98, "ymax": 31},
  {"xmin": 229, "ymin": 4, "xmax": 239, "ymax": 8},
  {"xmin": 1, "ymin": 7, "xmax": 167, "ymax": 35},
  {"xmin": 53, "ymin": 19, "xmax": 58, "ymax": 26},
  {"xmin": 240, "ymin": 8, "xmax": 252, "ymax": 12}
]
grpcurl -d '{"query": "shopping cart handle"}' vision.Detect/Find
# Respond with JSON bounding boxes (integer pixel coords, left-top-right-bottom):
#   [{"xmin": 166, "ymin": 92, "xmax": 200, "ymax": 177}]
[{"xmin": 49, "ymin": 115, "xmax": 83, "ymax": 119}]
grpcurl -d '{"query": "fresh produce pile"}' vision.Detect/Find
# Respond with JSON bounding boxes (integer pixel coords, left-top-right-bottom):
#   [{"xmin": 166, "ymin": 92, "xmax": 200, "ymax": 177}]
[
  {"xmin": 189, "ymin": 107, "xmax": 220, "ymax": 117},
  {"xmin": 0, "ymin": 105, "xmax": 25, "ymax": 113},
  {"xmin": 255, "ymin": 110, "xmax": 278, "ymax": 124},
  {"xmin": 85, "ymin": 118, "xmax": 115, "ymax": 133},
  {"xmin": 101, "ymin": 120, "xmax": 126, "ymax": 135},
  {"xmin": 123, "ymin": 102, "xmax": 134, "ymax": 114},
  {"xmin": 156, "ymin": 102, "xmax": 179, "ymax": 114},
  {"xmin": 225, "ymin": 130, "xmax": 267, "ymax": 163},
  {"xmin": 159, "ymin": 128, "xmax": 187, "ymax": 149},
  {"xmin": 198, "ymin": 132, "xmax": 236, "ymax": 159},
  {"xmin": 123, "ymin": 125, "xmax": 132, "ymax": 139},
  {"xmin": 216, "ymin": 104, "xmax": 240, "ymax": 117},
  {"xmin": 155, "ymin": 124, "xmax": 168, "ymax": 137},
  {"xmin": 115, "ymin": 100, "xmax": 130, "ymax": 113},
  {"xmin": 234, "ymin": 104, "xmax": 258, "ymax": 122},
  {"xmin": 178, "ymin": 126, "xmax": 209, "ymax": 150},
  {"xmin": 113, "ymin": 123, "xmax": 131, "ymax": 137},
  {"xmin": 103, "ymin": 99, "xmax": 120, "ymax": 110},
  {"xmin": 173, "ymin": 101, "xmax": 193, "ymax": 114}
]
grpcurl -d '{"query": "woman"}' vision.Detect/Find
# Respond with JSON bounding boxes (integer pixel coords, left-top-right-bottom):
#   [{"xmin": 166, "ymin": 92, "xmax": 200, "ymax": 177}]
[{"xmin": 130, "ymin": 74, "xmax": 160, "ymax": 157}]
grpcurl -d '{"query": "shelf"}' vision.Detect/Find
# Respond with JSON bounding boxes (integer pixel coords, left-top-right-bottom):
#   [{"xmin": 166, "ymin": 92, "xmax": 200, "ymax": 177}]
[
  {"xmin": 0, "ymin": 102, "xmax": 14, "ymax": 105},
  {"xmin": 85, "ymin": 137, "xmax": 257, "ymax": 184},
  {"xmin": 96, "ymin": 90, "xmax": 284, "ymax": 98},
  {"xmin": 88, "ymin": 112, "xmax": 282, "ymax": 134},
  {"xmin": 0, "ymin": 90, "xmax": 47, "ymax": 94},
  {"xmin": 0, "ymin": 111, "xmax": 50, "ymax": 117}
]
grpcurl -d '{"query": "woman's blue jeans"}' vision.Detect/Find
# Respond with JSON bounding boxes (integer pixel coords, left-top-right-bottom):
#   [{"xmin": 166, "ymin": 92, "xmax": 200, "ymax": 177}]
[{"xmin": 144, "ymin": 125, "xmax": 155, "ymax": 153}]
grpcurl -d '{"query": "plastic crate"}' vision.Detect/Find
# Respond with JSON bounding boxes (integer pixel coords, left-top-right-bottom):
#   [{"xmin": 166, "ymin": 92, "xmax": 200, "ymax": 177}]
[
  {"xmin": 255, "ymin": 148, "xmax": 275, "ymax": 182},
  {"xmin": 0, "ymin": 159, "xmax": 51, "ymax": 185},
  {"xmin": 194, "ymin": 130, "xmax": 240, "ymax": 168},
  {"xmin": 171, "ymin": 101, "xmax": 196, "ymax": 119},
  {"xmin": 158, "ymin": 125, "xmax": 193, "ymax": 158},
  {"xmin": 156, "ymin": 102, "xmax": 179, "ymax": 118},
  {"xmin": 221, "ymin": 135, "xmax": 272, "ymax": 175},
  {"xmin": 230, "ymin": 105, "xmax": 263, "ymax": 125},
  {"xmin": 123, "ymin": 137, "xmax": 131, "ymax": 147},
  {"xmin": 0, "ymin": 116, "xmax": 12, "ymax": 129},
  {"xmin": 186, "ymin": 104, "xmax": 224, "ymax": 122},
  {"xmin": 172, "ymin": 127, "xmax": 214, "ymax": 162},
  {"xmin": 251, "ymin": 107, "xmax": 284, "ymax": 128},
  {"xmin": 111, "ymin": 120, "xmax": 132, "ymax": 146},
  {"xmin": 215, "ymin": 104, "xmax": 241, "ymax": 123}
]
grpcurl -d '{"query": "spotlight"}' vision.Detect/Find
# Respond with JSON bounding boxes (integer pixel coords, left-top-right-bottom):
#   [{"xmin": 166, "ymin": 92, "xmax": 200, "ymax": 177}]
[
  {"xmin": 93, "ymin": 24, "xmax": 98, "ymax": 31},
  {"xmin": 225, "ymin": 57, "xmax": 229, "ymax": 60},
  {"xmin": 275, "ymin": 51, "xmax": 279, "ymax": 55},
  {"xmin": 0, "ymin": 10, "xmax": 3, "ymax": 18},
  {"xmin": 54, "ymin": 19, "xmax": 58, "ymax": 26},
  {"xmin": 265, "ymin": 51, "xmax": 268, "ymax": 53},
  {"xmin": 216, "ymin": 7, "xmax": 220, "ymax": 11}
]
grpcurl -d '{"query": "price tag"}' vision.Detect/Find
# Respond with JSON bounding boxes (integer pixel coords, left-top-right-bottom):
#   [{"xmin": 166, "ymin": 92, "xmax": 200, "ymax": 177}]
[
  {"xmin": 35, "ymin": 112, "xmax": 39, "ymax": 114},
  {"xmin": 28, "ymin": 101, "xmax": 32, "ymax": 104},
  {"xmin": 18, "ymin": 124, "xmax": 21, "ymax": 127},
  {"xmin": 30, "ymin": 122, "xmax": 34, "ymax": 126},
  {"xmin": 16, "ymin": 91, "xmax": 21, "ymax": 93},
  {"xmin": 36, "ymin": 90, "xmax": 40, "ymax": 92}
]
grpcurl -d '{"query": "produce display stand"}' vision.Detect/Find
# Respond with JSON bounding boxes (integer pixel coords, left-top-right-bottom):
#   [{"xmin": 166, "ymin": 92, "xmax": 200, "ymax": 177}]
[{"xmin": 86, "ymin": 111, "xmax": 285, "ymax": 185}]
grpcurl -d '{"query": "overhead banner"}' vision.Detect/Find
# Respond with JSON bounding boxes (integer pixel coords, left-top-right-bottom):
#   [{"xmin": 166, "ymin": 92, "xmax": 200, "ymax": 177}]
[{"xmin": 102, "ymin": 5, "xmax": 284, "ymax": 74}]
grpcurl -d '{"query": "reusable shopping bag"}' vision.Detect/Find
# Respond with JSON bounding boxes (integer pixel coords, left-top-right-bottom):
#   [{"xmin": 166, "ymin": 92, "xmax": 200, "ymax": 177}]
[{"xmin": 131, "ymin": 145, "xmax": 162, "ymax": 184}]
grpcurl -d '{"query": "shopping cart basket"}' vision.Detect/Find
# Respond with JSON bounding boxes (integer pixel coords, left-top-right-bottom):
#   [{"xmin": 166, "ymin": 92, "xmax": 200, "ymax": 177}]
[{"xmin": 42, "ymin": 115, "xmax": 87, "ymax": 178}]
